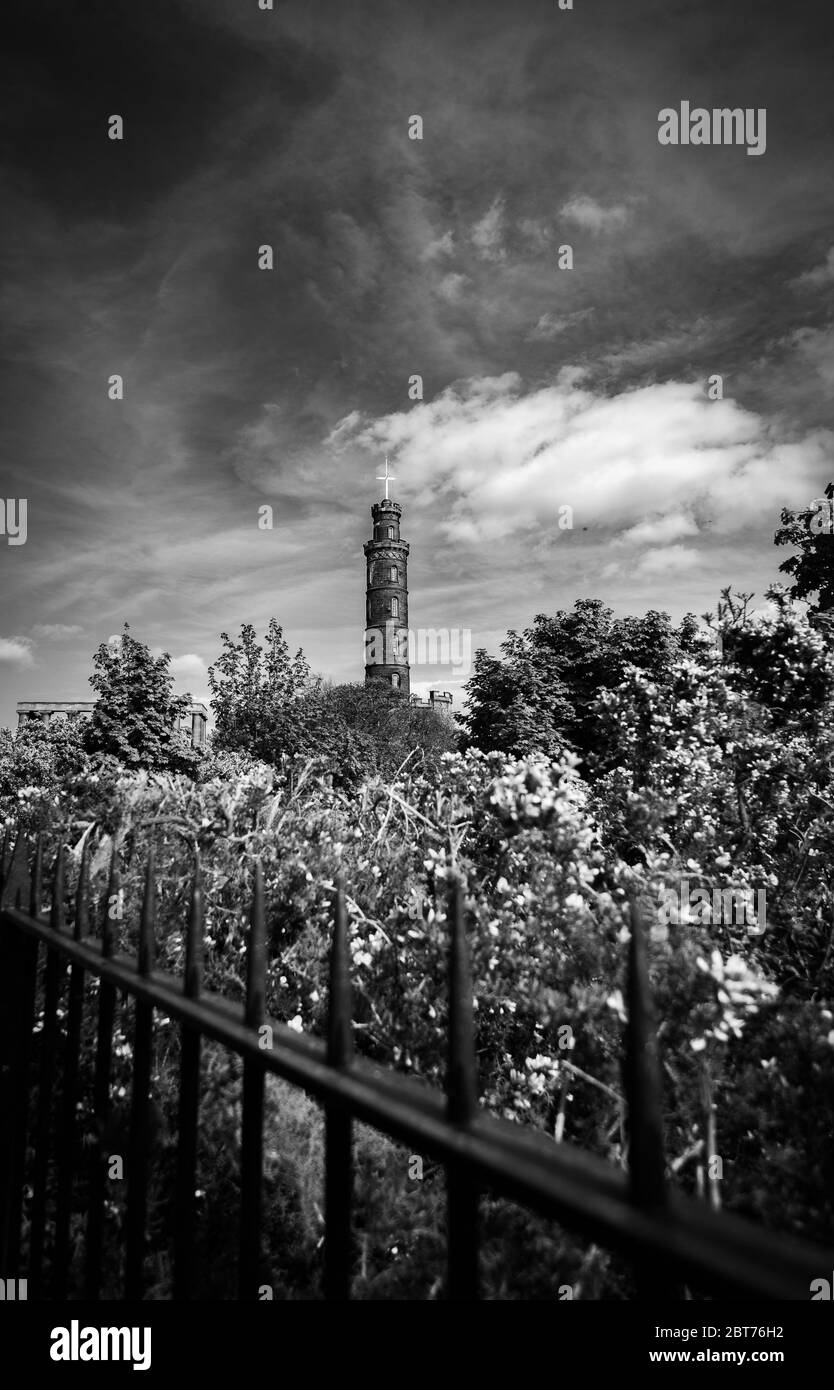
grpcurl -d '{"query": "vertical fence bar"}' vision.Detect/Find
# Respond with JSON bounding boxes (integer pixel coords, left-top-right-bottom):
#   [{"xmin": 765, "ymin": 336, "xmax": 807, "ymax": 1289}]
[
  {"xmin": 324, "ymin": 870, "xmax": 353, "ymax": 1300},
  {"xmin": 623, "ymin": 898, "xmax": 670, "ymax": 1299},
  {"xmin": 4, "ymin": 836, "xmax": 42, "ymax": 1278},
  {"xmin": 125, "ymin": 851, "xmax": 156, "ymax": 1300},
  {"xmin": 85, "ymin": 849, "xmax": 120, "ymax": 1298},
  {"xmin": 29, "ymin": 845, "xmax": 67, "ymax": 1299},
  {"xmin": 174, "ymin": 855, "xmax": 204, "ymax": 1300},
  {"xmin": 238, "ymin": 860, "xmax": 266, "ymax": 1300},
  {"xmin": 0, "ymin": 834, "xmax": 33, "ymax": 1273},
  {"xmin": 52, "ymin": 840, "xmax": 90, "ymax": 1298},
  {"xmin": 0, "ymin": 826, "xmax": 11, "ymax": 889},
  {"xmin": 445, "ymin": 874, "xmax": 479, "ymax": 1301}
]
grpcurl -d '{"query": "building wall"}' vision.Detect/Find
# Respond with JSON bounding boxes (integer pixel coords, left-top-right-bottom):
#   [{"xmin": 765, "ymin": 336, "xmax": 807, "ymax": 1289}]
[{"xmin": 16, "ymin": 701, "xmax": 208, "ymax": 749}]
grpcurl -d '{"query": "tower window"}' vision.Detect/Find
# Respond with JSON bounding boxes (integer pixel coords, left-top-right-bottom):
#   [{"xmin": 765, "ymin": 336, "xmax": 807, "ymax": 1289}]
[
  {"xmin": 390, "ymin": 565, "xmax": 398, "ymax": 581},
  {"xmin": 390, "ymin": 597, "xmax": 399, "ymax": 618},
  {"xmin": 391, "ymin": 672, "xmax": 400, "ymax": 688},
  {"xmin": 387, "ymin": 526, "xmax": 395, "ymax": 539}
]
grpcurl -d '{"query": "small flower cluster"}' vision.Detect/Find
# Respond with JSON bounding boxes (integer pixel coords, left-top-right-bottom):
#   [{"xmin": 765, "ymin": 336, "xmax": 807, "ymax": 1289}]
[
  {"xmin": 488, "ymin": 754, "xmax": 586, "ymax": 836},
  {"xmin": 691, "ymin": 950, "xmax": 779, "ymax": 1050}
]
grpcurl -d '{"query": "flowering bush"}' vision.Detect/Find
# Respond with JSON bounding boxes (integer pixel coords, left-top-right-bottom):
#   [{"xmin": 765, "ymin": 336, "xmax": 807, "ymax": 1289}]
[{"xmin": 6, "ymin": 586, "xmax": 834, "ymax": 1293}]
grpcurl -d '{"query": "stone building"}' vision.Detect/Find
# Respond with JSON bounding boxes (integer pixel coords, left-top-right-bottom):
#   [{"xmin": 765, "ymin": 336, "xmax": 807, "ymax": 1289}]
[
  {"xmin": 16, "ymin": 700, "xmax": 208, "ymax": 749},
  {"xmin": 409, "ymin": 689, "xmax": 453, "ymax": 717},
  {"xmin": 364, "ymin": 493, "xmax": 411, "ymax": 695},
  {"xmin": 363, "ymin": 465, "xmax": 452, "ymax": 715}
]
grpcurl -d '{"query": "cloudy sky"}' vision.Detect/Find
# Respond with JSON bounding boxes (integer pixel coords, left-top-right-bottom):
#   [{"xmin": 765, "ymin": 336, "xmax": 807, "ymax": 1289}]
[{"xmin": 1, "ymin": 0, "xmax": 833, "ymax": 728}]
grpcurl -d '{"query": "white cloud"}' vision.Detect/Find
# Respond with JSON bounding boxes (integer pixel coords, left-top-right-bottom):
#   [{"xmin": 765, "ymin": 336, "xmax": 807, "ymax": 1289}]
[
  {"xmin": 792, "ymin": 247, "xmax": 834, "ymax": 289},
  {"xmin": 329, "ymin": 369, "xmax": 832, "ymax": 545},
  {"xmin": 0, "ymin": 637, "xmax": 35, "ymax": 667},
  {"xmin": 602, "ymin": 317, "xmax": 717, "ymax": 372},
  {"xmin": 169, "ymin": 653, "xmax": 209, "ymax": 685},
  {"xmin": 420, "ymin": 230, "xmax": 455, "ymax": 262},
  {"xmin": 633, "ymin": 545, "xmax": 700, "ymax": 576},
  {"xmin": 528, "ymin": 308, "xmax": 595, "ymax": 341},
  {"xmin": 560, "ymin": 195, "xmax": 630, "ymax": 234},
  {"xmin": 471, "ymin": 197, "xmax": 506, "ymax": 260},
  {"xmin": 30, "ymin": 623, "xmax": 84, "ymax": 640},
  {"xmin": 620, "ymin": 513, "xmax": 699, "ymax": 545}
]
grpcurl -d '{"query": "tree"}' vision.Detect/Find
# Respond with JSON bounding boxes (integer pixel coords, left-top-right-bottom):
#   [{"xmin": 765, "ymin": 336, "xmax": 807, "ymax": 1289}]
[
  {"xmin": 208, "ymin": 620, "xmax": 321, "ymax": 766},
  {"xmin": 461, "ymin": 601, "xmax": 706, "ymax": 762},
  {"xmin": 774, "ymin": 481, "xmax": 834, "ymax": 614},
  {"xmin": 321, "ymin": 682, "xmax": 458, "ymax": 781},
  {"xmin": 0, "ymin": 717, "xmax": 91, "ymax": 829},
  {"xmin": 84, "ymin": 624, "xmax": 199, "ymax": 774}
]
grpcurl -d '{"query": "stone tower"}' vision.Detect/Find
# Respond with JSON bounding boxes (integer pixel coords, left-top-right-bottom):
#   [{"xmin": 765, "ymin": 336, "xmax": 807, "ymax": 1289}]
[{"xmin": 364, "ymin": 465, "xmax": 410, "ymax": 695}]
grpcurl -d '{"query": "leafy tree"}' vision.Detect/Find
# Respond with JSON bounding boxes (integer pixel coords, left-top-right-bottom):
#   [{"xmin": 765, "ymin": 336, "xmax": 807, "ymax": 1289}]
[
  {"xmin": 0, "ymin": 717, "xmax": 91, "ymax": 830},
  {"xmin": 84, "ymin": 624, "xmax": 199, "ymax": 774},
  {"xmin": 321, "ymin": 682, "xmax": 458, "ymax": 781},
  {"xmin": 774, "ymin": 481, "xmax": 834, "ymax": 614},
  {"xmin": 461, "ymin": 600, "xmax": 706, "ymax": 761},
  {"xmin": 208, "ymin": 619, "xmax": 321, "ymax": 766}
]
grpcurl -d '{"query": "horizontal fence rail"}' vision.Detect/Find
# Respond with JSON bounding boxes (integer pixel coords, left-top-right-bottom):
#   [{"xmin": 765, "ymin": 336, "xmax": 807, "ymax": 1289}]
[{"xmin": 0, "ymin": 828, "xmax": 832, "ymax": 1301}]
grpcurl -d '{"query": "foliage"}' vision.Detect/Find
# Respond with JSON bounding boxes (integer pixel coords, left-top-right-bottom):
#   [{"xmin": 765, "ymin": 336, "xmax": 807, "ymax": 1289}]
[
  {"xmin": 318, "ymin": 681, "xmax": 458, "ymax": 783},
  {"xmin": 84, "ymin": 624, "xmax": 200, "ymax": 775},
  {"xmin": 208, "ymin": 620, "xmax": 320, "ymax": 768},
  {"xmin": 208, "ymin": 619, "xmax": 458, "ymax": 785},
  {"xmin": 0, "ymin": 717, "xmax": 91, "ymax": 834},
  {"xmin": 9, "ymin": 576, "xmax": 834, "ymax": 1295},
  {"xmin": 774, "ymin": 480, "xmax": 834, "ymax": 614},
  {"xmin": 461, "ymin": 600, "xmax": 709, "ymax": 762}
]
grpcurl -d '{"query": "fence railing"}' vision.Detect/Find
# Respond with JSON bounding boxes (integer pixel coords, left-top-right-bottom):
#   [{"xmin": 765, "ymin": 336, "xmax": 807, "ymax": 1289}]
[{"xmin": 0, "ymin": 828, "xmax": 830, "ymax": 1300}]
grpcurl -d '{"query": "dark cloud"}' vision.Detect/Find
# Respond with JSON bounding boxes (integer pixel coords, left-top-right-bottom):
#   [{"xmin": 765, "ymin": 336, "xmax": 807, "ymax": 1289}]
[
  {"xmin": 2, "ymin": 0, "xmax": 335, "ymax": 220},
  {"xmin": 1, "ymin": 0, "xmax": 833, "ymax": 726}
]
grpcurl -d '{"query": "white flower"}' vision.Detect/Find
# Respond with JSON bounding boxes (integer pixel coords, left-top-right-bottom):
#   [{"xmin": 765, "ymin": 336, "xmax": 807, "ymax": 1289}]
[
  {"xmin": 606, "ymin": 990, "xmax": 627, "ymax": 1022},
  {"xmin": 287, "ymin": 1015, "xmax": 303, "ymax": 1033}
]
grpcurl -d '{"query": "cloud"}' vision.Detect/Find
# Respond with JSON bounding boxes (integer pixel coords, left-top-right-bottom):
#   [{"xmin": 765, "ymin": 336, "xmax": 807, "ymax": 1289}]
[
  {"xmin": 792, "ymin": 247, "xmax": 834, "ymax": 289},
  {"xmin": 471, "ymin": 197, "xmax": 506, "ymax": 260},
  {"xmin": 601, "ymin": 318, "xmax": 718, "ymax": 373},
  {"xmin": 633, "ymin": 545, "xmax": 700, "ymax": 576},
  {"xmin": 560, "ymin": 195, "xmax": 630, "ymax": 234},
  {"xmin": 420, "ymin": 230, "xmax": 455, "ymax": 262},
  {"xmin": 437, "ymin": 272, "xmax": 469, "ymax": 303},
  {"xmin": 518, "ymin": 218, "xmax": 552, "ymax": 251},
  {"xmin": 169, "ymin": 653, "xmax": 209, "ymax": 685},
  {"xmin": 330, "ymin": 369, "xmax": 832, "ymax": 545},
  {"xmin": 30, "ymin": 623, "xmax": 84, "ymax": 640},
  {"xmin": 0, "ymin": 637, "xmax": 35, "ymax": 667},
  {"xmin": 620, "ymin": 513, "xmax": 699, "ymax": 545},
  {"xmin": 528, "ymin": 308, "xmax": 595, "ymax": 341},
  {"xmin": 783, "ymin": 326, "xmax": 834, "ymax": 387}
]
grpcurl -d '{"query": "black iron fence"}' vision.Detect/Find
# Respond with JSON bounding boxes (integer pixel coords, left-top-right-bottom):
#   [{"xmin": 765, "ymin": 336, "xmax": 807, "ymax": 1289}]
[{"xmin": 0, "ymin": 828, "xmax": 830, "ymax": 1300}]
